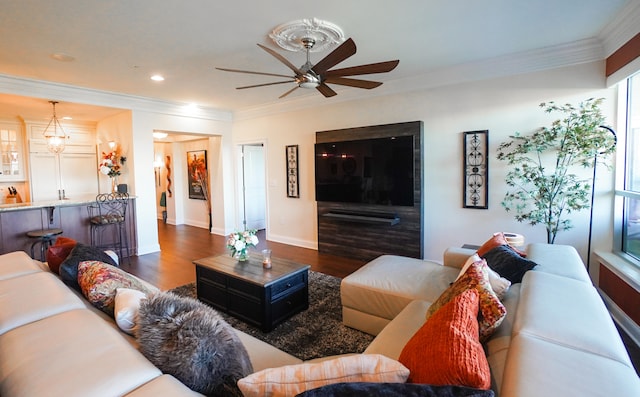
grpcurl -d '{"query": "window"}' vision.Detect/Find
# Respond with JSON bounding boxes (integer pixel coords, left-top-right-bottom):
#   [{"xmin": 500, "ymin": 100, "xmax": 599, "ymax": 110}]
[{"xmin": 617, "ymin": 72, "xmax": 640, "ymax": 262}]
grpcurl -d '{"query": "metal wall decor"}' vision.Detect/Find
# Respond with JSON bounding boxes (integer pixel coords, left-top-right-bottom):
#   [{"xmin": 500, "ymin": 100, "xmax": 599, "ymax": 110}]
[
  {"xmin": 463, "ymin": 130, "xmax": 488, "ymax": 209},
  {"xmin": 286, "ymin": 145, "xmax": 300, "ymax": 198}
]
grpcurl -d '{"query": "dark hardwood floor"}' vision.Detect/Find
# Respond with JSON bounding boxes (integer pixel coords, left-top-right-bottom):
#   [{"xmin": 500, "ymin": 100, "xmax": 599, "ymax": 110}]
[{"xmin": 119, "ymin": 221, "xmax": 367, "ymax": 290}]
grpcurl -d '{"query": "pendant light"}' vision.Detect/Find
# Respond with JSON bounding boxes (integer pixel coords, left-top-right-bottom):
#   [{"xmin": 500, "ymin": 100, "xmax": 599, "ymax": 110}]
[{"xmin": 42, "ymin": 101, "xmax": 68, "ymax": 154}]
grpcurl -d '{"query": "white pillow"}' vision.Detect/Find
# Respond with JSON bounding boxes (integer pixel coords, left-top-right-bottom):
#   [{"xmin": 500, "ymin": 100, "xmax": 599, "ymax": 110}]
[
  {"xmin": 486, "ymin": 267, "xmax": 511, "ymax": 300},
  {"xmin": 237, "ymin": 354, "xmax": 409, "ymax": 397},
  {"xmin": 457, "ymin": 254, "xmax": 511, "ymax": 300},
  {"xmin": 114, "ymin": 287, "xmax": 147, "ymax": 334}
]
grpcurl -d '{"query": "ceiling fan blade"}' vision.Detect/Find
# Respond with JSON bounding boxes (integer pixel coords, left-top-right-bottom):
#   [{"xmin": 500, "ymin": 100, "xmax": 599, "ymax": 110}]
[
  {"xmin": 236, "ymin": 80, "xmax": 295, "ymax": 90},
  {"xmin": 216, "ymin": 67, "xmax": 293, "ymax": 79},
  {"xmin": 325, "ymin": 60, "xmax": 399, "ymax": 77},
  {"xmin": 279, "ymin": 86, "xmax": 300, "ymax": 99},
  {"xmin": 257, "ymin": 44, "xmax": 304, "ymax": 75},
  {"xmin": 316, "ymin": 83, "xmax": 338, "ymax": 98},
  {"xmin": 312, "ymin": 38, "xmax": 357, "ymax": 76},
  {"xmin": 324, "ymin": 77, "xmax": 383, "ymax": 89}
]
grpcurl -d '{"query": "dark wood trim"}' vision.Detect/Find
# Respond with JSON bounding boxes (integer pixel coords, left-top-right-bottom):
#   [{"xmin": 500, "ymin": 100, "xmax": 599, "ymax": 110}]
[
  {"xmin": 606, "ymin": 33, "xmax": 640, "ymax": 77},
  {"xmin": 599, "ymin": 263, "xmax": 640, "ymax": 325},
  {"xmin": 315, "ymin": 121, "xmax": 424, "ymax": 261}
]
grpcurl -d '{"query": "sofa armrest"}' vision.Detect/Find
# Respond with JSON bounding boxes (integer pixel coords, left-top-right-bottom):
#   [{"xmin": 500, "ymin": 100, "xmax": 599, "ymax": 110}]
[{"xmin": 443, "ymin": 247, "xmax": 475, "ymax": 269}]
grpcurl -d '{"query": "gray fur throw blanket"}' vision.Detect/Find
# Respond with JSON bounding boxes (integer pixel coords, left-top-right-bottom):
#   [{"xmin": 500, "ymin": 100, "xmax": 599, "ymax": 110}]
[{"xmin": 136, "ymin": 291, "xmax": 253, "ymax": 397}]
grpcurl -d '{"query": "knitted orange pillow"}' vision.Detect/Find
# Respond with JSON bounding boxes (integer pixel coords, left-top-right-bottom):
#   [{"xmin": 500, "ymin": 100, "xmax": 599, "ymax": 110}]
[
  {"xmin": 476, "ymin": 232, "xmax": 526, "ymax": 257},
  {"xmin": 398, "ymin": 289, "xmax": 491, "ymax": 389}
]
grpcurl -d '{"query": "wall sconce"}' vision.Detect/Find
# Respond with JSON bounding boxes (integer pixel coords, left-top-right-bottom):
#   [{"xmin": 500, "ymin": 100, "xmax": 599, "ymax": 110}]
[
  {"xmin": 108, "ymin": 141, "xmax": 117, "ymax": 150},
  {"xmin": 153, "ymin": 154, "xmax": 163, "ymax": 186}
]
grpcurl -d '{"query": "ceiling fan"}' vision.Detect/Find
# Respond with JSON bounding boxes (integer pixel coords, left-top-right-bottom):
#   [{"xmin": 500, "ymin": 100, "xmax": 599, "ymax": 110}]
[{"xmin": 216, "ymin": 37, "xmax": 399, "ymax": 99}]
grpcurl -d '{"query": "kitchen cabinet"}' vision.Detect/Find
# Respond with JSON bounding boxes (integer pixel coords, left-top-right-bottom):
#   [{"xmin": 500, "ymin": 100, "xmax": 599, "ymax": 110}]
[
  {"xmin": 0, "ymin": 120, "xmax": 25, "ymax": 181},
  {"xmin": 27, "ymin": 121, "xmax": 99, "ymax": 201}
]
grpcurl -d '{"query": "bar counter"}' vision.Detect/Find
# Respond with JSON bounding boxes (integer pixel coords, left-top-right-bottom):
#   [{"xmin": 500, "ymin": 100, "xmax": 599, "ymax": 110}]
[{"xmin": 0, "ymin": 195, "xmax": 137, "ymax": 257}]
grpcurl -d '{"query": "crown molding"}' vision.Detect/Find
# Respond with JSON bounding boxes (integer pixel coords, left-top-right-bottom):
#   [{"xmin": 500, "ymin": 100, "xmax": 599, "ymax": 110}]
[
  {"xmin": 0, "ymin": 73, "xmax": 233, "ymax": 122},
  {"xmin": 234, "ymin": 38, "xmax": 604, "ymax": 121},
  {"xmin": 599, "ymin": 0, "xmax": 640, "ymax": 57}
]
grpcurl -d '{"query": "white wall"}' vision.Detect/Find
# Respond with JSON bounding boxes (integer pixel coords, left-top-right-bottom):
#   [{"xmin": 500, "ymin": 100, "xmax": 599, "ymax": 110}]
[
  {"xmin": 97, "ymin": 111, "xmax": 133, "ymax": 193},
  {"xmin": 232, "ymin": 61, "xmax": 617, "ymax": 262},
  {"xmin": 127, "ymin": 110, "xmax": 232, "ymax": 255}
]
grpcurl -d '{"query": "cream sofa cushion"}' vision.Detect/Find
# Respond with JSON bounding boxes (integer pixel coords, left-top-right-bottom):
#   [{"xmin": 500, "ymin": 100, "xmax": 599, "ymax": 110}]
[
  {"xmin": 0, "ymin": 251, "xmax": 45, "ymax": 281},
  {"xmin": 235, "ymin": 330, "xmax": 302, "ymax": 372},
  {"xmin": 364, "ymin": 299, "xmax": 432, "ymax": 360},
  {"xmin": 125, "ymin": 375, "xmax": 203, "ymax": 396},
  {"xmin": 341, "ymin": 255, "xmax": 459, "ymax": 334},
  {"xmin": 526, "ymin": 243, "xmax": 591, "ymax": 283},
  {"xmin": 0, "ymin": 272, "xmax": 86, "ymax": 335},
  {"xmin": 501, "ymin": 334, "xmax": 640, "ymax": 397},
  {"xmin": 0, "ymin": 309, "xmax": 163, "ymax": 397},
  {"xmin": 515, "ymin": 271, "xmax": 631, "ymax": 364}
]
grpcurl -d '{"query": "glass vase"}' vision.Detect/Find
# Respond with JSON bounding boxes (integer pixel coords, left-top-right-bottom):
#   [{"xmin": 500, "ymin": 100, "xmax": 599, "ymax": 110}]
[
  {"xmin": 233, "ymin": 250, "xmax": 249, "ymax": 262},
  {"xmin": 111, "ymin": 177, "xmax": 118, "ymax": 193}
]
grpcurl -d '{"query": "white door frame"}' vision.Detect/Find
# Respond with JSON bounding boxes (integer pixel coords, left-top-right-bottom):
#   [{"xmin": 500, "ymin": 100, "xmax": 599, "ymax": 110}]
[{"xmin": 235, "ymin": 139, "xmax": 269, "ymax": 236}]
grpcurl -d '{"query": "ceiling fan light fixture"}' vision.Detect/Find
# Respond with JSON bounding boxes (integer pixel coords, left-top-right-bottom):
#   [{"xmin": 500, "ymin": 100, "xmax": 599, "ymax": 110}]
[{"xmin": 298, "ymin": 74, "xmax": 320, "ymax": 89}]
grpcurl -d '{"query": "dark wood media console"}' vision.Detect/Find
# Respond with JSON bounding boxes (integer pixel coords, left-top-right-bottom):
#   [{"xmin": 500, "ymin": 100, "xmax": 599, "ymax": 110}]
[{"xmin": 316, "ymin": 121, "xmax": 424, "ymax": 262}]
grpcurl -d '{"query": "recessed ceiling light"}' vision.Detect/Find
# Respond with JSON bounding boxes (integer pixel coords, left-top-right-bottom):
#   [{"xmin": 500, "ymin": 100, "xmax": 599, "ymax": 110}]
[
  {"xmin": 153, "ymin": 132, "xmax": 168, "ymax": 139},
  {"xmin": 50, "ymin": 53, "xmax": 75, "ymax": 62},
  {"xmin": 150, "ymin": 74, "xmax": 165, "ymax": 81}
]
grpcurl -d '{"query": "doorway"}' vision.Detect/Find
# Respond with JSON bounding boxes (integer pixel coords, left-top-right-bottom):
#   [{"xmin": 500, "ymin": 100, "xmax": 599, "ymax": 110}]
[{"xmin": 238, "ymin": 143, "xmax": 267, "ymax": 232}]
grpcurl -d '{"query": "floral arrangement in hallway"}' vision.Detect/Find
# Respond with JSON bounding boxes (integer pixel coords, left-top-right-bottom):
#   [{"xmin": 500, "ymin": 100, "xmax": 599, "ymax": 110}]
[
  {"xmin": 227, "ymin": 230, "xmax": 259, "ymax": 261},
  {"xmin": 99, "ymin": 150, "xmax": 125, "ymax": 178}
]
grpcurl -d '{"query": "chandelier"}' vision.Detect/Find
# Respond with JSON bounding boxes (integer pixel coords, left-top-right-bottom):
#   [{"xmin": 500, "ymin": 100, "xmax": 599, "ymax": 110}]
[{"xmin": 42, "ymin": 101, "xmax": 68, "ymax": 154}]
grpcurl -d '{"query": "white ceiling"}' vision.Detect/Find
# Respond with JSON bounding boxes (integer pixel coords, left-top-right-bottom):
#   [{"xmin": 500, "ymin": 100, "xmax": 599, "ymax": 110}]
[{"xmin": 0, "ymin": 0, "xmax": 636, "ymax": 122}]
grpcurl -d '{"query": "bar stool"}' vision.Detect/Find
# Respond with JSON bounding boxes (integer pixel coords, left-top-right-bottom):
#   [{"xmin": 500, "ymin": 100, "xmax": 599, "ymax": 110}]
[
  {"xmin": 26, "ymin": 228, "xmax": 63, "ymax": 261},
  {"xmin": 88, "ymin": 192, "xmax": 129, "ymax": 262}
]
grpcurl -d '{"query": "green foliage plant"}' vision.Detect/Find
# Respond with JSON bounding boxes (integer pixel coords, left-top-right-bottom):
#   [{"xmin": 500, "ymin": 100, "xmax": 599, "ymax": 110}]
[{"xmin": 497, "ymin": 98, "xmax": 616, "ymax": 244}]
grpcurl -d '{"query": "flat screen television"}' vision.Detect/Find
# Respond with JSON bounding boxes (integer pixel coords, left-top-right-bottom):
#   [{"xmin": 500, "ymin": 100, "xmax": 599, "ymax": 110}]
[{"xmin": 315, "ymin": 135, "xmax": 415, "ymax": 206}]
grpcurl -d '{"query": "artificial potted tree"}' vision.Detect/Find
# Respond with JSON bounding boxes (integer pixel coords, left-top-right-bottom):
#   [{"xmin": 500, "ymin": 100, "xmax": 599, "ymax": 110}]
[{"xmin": 497, "ymin": 98, "xmax": 616, "ymax": 244}]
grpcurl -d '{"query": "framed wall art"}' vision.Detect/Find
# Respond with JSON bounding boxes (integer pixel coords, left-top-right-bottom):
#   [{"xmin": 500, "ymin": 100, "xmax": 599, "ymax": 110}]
[
  {"xmin": 286, "ymin": 145, "xmax": 299, "ymax": 198},
  {"xmin": 187, "ymin": 150, "xmax": 207, "ymax": 200},
  {"xmin": 463, "ymin": 130, "xmax": 488, "ymax": 209}
]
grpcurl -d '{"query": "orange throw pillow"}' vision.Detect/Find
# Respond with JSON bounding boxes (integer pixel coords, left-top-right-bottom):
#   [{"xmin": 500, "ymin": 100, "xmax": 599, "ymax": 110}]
[
  {"xmin": 398, "ymin": 289, "xmax": 491, "ymax": 389},
  {"xmin": 46, "ymin": 237, "xmax": 77, "ymax": 274},
  {"xmin": 476, "ymin": 232, "xmax": 526, "ymax": 257}
]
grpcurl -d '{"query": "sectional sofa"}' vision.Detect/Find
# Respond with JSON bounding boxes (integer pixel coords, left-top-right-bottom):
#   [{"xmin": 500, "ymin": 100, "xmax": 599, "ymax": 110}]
[
  {"xmin": 0, "ymin": 243, "xmax": 639, "ymax": 396},
  {"xmin": 342, "ymin": 243, "xmax": 640, "ymax": 396}
]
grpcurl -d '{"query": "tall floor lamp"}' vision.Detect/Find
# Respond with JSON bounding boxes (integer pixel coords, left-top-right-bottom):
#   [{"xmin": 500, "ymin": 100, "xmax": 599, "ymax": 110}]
[{"xmin": 586, "ymin": 125, "xmax": 617, "ymax": 270}]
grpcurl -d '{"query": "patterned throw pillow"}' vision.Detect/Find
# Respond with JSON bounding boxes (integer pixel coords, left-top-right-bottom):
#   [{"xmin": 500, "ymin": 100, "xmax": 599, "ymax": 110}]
[
  {"xmin": 237, "ymin": 354, "xmax": 409, "ymax": 397},
  {"xmin": 426, "ymin": 258, "xmax": 506, "ymax": 341},
  {"xmin": 59, "ymin": 243, "xmax": 119, "ymax": 291},
  {"xmin": 399, "ymin": 289, "xmax": 491, "ymax": 389},
  {"xmin": 457, "ymin": 254, "xmax": 511, "ymax": 300},
  {"xmin": 77, "ymin": 260, "xmax": 157, "ymax": 316}
]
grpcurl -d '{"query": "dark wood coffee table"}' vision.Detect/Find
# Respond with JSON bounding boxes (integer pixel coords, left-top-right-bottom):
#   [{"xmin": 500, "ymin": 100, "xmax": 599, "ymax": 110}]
[{"xmin": 193, "ymin": 253, "xmax": 310, "ymax": 332}]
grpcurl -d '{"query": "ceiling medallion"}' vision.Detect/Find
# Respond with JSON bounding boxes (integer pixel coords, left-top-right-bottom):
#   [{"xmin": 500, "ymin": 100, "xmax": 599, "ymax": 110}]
[{"xmin": 269, "ymin": 18, "xmax": 345, "ymax": 53}]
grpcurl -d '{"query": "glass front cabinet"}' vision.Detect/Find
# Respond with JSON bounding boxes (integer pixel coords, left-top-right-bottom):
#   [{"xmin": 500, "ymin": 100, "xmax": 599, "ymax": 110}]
[{"xmin": 0, "ymin": 120, "xmax": 25, "ymax": 181}]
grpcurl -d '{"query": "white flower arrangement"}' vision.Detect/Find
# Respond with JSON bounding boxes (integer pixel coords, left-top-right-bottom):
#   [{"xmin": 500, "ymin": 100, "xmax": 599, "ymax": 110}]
[{"xmin": 226, "ymin": 229, "xmax": 259, "ymax": 260}]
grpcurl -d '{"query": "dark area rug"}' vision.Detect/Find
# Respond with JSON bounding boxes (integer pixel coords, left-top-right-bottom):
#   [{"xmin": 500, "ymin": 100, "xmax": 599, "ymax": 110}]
[{"xmin": 169, "ymin": 271, "xmax": 374, "ymax": 360}]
